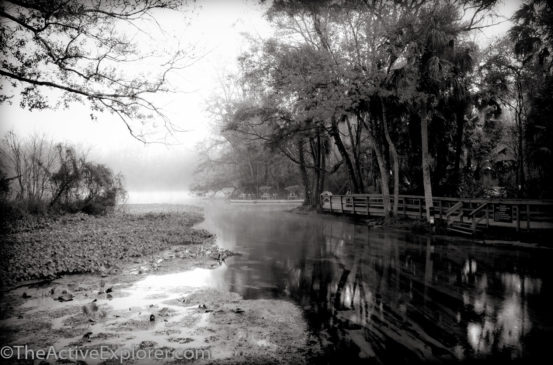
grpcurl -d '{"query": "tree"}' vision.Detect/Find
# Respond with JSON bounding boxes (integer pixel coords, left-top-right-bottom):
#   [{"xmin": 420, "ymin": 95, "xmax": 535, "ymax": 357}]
[
  {"xmin": 509, "ymin": 0, "xmax": 553, "ymax": 197},
  {"xmin": 377, "ymin": 2, "xmax": 489, "ymax": 220},
  {"xmin": 1, "ymin": 131, "xmax": 126, "ymax": 214},
  {"xmin": 79, "ymin": 162, "xmax": 126, "ymax": 214},
  {"xmin": 264, "ymin": 4, "xmax": 370, "ymax": 196},
  {"xmin": 0, "ymin": 168, "xmax": 11, "ymax": 200},
  {"xmin": 198, "ymin": 0, "xmax": 553, "ymax": 219},
  {"xmin": 229, "ymin": 39, "xmax": 346, "ymax": 207},
  {"xmin": 2, "ymin": 131, "xmax": 57, "ymax": 206},
  {"xmin": 196, "ymin": 73, "xmax": 304, "ymax": 199},
  {"xmin": 479, "ymin": 38, "xmax": 536, "ymax": 196},
  {"xmin": 263, "ymin": 0, "xmax": 494, "ymax": 219},
  {"xmin": 0, "ymin": 0, "xmax": 188, "ymax": 141}
]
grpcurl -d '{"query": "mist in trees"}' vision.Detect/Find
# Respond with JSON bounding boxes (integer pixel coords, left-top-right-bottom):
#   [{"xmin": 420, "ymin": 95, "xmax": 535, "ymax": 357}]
[
  {"xmin": 194, "ymin": 0, "xmax": 553, "ymax": 221},
  {"xmin": 0, "ymin": 132, "xmax": 126, "ymax": 218},
  {"xmin": 0, "ymin": 0, "xmax": 202, "ymax": 213}
]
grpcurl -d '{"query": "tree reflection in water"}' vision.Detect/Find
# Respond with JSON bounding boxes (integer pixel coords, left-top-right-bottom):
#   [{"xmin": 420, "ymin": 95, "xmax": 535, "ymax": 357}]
[{"xmin": 199, "ymin": 205, "xmax": 553, "ymax": 364}]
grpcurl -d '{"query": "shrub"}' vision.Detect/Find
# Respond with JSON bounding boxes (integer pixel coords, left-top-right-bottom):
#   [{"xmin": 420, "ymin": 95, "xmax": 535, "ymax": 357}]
[{"xmin": 1, "ymin": 132, "xmax": 126, "ymax": 217}]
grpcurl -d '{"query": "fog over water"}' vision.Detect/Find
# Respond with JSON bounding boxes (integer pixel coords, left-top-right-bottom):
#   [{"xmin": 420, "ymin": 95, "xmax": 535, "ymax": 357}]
[{"xmin": 126, "ymin": 190, "xmax": 197, "ymax": 204}]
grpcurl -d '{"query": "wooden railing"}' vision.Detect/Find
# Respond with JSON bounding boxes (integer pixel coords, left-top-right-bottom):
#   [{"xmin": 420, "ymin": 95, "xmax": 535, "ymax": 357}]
[
  {"xmin": 445, "ymin": 201, "xmax": 463, "ymax": 226},
  {"xmin": 469, "ymin": 202, "xmax": 490, "ymax": 232},
  {"xmin": 320, "ymin": 193, "xmax": 553, "ymax": 232}
]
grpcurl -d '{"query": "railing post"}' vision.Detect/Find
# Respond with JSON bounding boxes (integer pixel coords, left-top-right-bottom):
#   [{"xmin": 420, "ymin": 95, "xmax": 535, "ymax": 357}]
[
  {"xmin": 419, "ymin": 199, "xmax": 422, "ymax": 220},
  {"xmin": 439, "ymin": 200, "xmax": 443, "ymax": 220},
  {"xmin": 516, "ymin": 204, "xmax": 520, "ymax": 232},
  {"xmin": 526, "ymin": 204, "xmax": 531, "ymax": 231},
  {"xmin": 403, "ymin": 198, "xmax": 406, "ymax": 216},
  {"xmin": 352, "ymin": 196, "xmax": 356, "ymax": 215},
  {"xmin": 340, "ymin": 196, "xmax": 344, "ymax": 213},
  {"xmin": 329, "ymin": 196, "xmax": 333, "ymax": 213},
  {"xmin": 366, "ymin": 196, "xmax": 370, "ymax": 216}
]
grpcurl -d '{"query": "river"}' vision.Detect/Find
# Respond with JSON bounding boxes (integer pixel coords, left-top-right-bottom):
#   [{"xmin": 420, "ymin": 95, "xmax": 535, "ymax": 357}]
[{"xmin": 194, "ymin": 201, "xmax": 553, "ymax": 364}]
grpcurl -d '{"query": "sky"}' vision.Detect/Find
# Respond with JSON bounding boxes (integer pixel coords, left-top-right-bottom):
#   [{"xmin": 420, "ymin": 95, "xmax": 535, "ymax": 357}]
[
  {"xmin": 0, "ymin": 0, "xmax": 523, "ymax": 202},
  {"xmin": 0, "ymin": 0, "xmax": 272, "ymax": 200}
]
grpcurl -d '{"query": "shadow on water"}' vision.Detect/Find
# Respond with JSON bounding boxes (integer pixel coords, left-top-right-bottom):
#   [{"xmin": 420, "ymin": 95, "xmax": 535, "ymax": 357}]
[{"xmin": 196, "ymin": 202, "xmax": 553, "ymax": 364}]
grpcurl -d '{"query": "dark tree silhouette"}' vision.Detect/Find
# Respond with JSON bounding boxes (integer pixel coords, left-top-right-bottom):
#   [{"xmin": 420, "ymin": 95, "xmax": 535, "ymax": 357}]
[{"xmin": 0, "ymin": 0, "xmax": 189, "ymax": 142}]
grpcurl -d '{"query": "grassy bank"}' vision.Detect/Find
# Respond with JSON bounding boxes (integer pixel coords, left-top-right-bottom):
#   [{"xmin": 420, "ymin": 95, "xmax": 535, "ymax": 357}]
[{"xmin": 0, "ymin": 210, "xmax": 213, "ymax": 287}]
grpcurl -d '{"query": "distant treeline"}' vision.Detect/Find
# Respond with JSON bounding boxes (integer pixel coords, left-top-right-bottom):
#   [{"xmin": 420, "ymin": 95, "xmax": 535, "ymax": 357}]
[
  {"xmin": 0, "ymin": 131, "xmax": 126, "ymax": 218},
  {"xmin": 194, "ymin": 0, "xmax": 553, "ymax": 221}
]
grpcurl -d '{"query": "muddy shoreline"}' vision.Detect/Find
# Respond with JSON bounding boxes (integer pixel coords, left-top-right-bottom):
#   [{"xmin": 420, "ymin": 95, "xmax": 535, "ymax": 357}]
[{"xmin": 0, "ymin": 208, "xmax": 317, "ymax": 364}]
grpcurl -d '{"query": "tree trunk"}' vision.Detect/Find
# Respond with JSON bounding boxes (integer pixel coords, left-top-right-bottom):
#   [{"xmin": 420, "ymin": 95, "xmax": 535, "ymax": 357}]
[
  {"xmin": 314, "ymin": 130, "xmax": 325, "ymax": 209},
  {"xmin": 255, "ymin": 163, "xmax": 259, "ymax": 199},
  {"xmin": 330, "ymin": 118, "xmax": 361, "ymax": 193},
  {"xmin": 381, "ymin": 99, "xmax": 399, "ymax": 217},
  {"xmin": 360, "ymin": 113, "xmax": 391, "ymax": 217},
  {"xmin": 370, "ymin": 135, "xmax": 391, "ymax": 218},
  {"xmin": 309, "ymin": 137, "xmax": 321, "ymax": 208},
  {"xmin": 319, "ymin": 140, "xmax": 326, "ymax": 204},
  {"xmin": 517, "ymin": 108, "xmax": 525, "ymax": 197},
  {"xmin": 515, "ymin": 79, "xmax": 526, "ymax": 197},
  {"xmin": 245, "ymin": 155, "xmax": 256, "ymax": 196},
  {"xmin": 453, "ymin": 108, "xmax": 464, "ymax": 188},
  {"xmin": 345, "ymin": 116, "xmax": 365, "ymax": 193},
  {"xmin": 420, "ymin": 110, "xmax": 433, "ymax": 222},
  {"xmin": 297, "ymin": 138, "xmax": 311, "ymax": 205}
]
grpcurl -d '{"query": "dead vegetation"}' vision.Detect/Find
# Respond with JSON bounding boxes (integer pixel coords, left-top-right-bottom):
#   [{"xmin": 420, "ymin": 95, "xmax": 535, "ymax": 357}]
[{"xmin": 0, "ymin": 211, "xmax": 213, "ymax": 287}]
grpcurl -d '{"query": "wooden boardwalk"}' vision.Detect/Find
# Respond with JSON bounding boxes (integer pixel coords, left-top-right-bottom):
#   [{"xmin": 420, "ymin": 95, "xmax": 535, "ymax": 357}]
[{"xmin": 320, "ymin": 194, "xmax": 553, "ymax": 235}]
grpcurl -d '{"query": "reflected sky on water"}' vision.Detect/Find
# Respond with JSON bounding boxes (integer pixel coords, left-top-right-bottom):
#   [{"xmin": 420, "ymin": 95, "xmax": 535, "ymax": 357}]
[{"xmin": 195, "ymin": 202, "xmax": 553, "ymax": 364}]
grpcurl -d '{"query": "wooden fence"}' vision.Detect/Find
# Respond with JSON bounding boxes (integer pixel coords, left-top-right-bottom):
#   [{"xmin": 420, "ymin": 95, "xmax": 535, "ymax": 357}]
[{"xmin": 320, "ymin": 194, "xmax": 553, "ymax": 234}]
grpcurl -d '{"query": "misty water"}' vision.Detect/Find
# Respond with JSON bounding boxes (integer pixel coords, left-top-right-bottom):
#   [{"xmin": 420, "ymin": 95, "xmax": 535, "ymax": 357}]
[{"xmin": 186, "ymin": 201, "xmax": 553, "ymax": 364}]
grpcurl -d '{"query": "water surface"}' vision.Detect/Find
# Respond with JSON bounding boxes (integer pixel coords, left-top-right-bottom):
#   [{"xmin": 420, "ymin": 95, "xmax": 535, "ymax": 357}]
[{"xmin": 195, "ymin": 202, "xmax": 553, "ymax": 364}]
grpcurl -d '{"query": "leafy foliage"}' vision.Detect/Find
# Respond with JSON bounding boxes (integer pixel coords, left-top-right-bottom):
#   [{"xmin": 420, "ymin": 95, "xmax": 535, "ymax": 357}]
[{"xmin": 198, "ymin": 0, "xmax": 553, "ymax": 211}]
